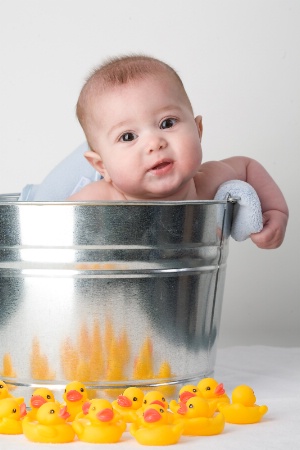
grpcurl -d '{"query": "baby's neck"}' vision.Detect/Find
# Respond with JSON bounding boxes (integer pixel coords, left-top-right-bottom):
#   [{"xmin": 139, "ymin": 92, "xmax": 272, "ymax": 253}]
[{"xmin": 120, "ymin": 179, "xmax": 198, "ymax": 202}]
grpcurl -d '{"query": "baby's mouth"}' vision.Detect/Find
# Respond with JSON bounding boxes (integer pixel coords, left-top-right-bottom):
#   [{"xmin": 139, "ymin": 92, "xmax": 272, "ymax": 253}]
[{"xmin": 149, "ymin": 160, "xmax": 173, "ymax": 173}]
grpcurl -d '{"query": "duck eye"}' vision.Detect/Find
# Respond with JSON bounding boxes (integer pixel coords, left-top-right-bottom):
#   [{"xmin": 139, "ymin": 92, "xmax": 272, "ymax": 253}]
[
  {"xmin": 92, "ymin": 406, "xmax": 96, "ymax": 411},
  {"xmin": 143, "ymin": 400, "xmax": 147, "ymax": 404},
  {"xmin": 80, "ymin": 388, "xmax": 84, "ymax": 392},
  {"xmin": 12, "ymin": 408, "xmax": 17, "ymax": 413},
  {"xmin": 64, "ymin": 389, "xmax": 66, "ymax": 393},
  {"xmin": 50, "ymin": 409, "xmax": 55, "ymax": 414},
  {"xmin": 47, "ymin": 395, "xmax": 51, "ymax": 399},
  {"xmin": 0, "ymin": 385, "xmax": 3, "ymax": 389},
  {"xmin": 133, "ymin": 397, "xmax": 137, "ymax": 401},
  {"xmin": 189, "ymin": 404, "xmax": 194, "ymax": 408},
  {"xmin": 162, "ymin": 397, "xmax": 166, "ymax": 402},
  {"xmin": 206, "ymin": 387, "xmax": 211, "ymax": 391},
  {"xmin": 160, "ymin": 409, "xmax": 164, "ymax": 413},
  {"xmin": 193, "ymin": 389, "xmax": 197, "ymax": 392}
]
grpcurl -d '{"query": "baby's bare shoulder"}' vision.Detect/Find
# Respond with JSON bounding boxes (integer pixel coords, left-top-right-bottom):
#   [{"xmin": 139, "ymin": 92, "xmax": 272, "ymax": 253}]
[
  {"xmin": 194, "ymin": 159, "xmax": 241, "ymax": 199},
  {"xmin": 67, "ymin": 180, "xmax": 110, "ymax": 201}
]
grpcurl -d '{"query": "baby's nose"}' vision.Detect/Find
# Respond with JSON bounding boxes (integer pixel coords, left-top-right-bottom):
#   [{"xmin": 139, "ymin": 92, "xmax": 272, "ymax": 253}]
[{"xmin": 147, "ymin": 135, "xmax": 167, "ymax": 153}]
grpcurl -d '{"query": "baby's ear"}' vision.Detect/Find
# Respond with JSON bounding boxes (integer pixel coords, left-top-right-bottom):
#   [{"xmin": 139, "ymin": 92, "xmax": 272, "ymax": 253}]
[
  {"xmin": 84, "ymin": 150, "xmax": 111, "ymax": 182},
  {"xmin": 195, "ymin": 115, "xmax": 203, "ymax": 140}
]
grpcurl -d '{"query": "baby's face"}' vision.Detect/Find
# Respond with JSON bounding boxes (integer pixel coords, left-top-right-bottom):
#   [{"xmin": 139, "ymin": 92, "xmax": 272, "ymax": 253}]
[{"xmin": 85, "ymin": 75, "xmax": 203, "ymax": 200}]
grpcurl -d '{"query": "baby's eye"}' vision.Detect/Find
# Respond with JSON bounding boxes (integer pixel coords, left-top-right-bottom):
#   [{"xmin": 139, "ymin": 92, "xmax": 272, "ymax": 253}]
[
  {"xmin": 160, "ymin": 118, "xmax": 177, "ymax": 129},
  {"xmin": 120, "ymin": 132, "xmax": 137, "ymax": 142}
]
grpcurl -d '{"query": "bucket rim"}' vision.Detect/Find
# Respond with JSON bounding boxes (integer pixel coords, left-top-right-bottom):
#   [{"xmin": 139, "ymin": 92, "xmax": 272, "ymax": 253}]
[{"xmin": 0, "ymin": 193, "xmax": 234, "ymax": 206}]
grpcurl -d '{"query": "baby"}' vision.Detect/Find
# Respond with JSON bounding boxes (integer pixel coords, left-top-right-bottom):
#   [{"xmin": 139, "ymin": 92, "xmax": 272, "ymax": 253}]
[{"xmin": 68, "ymin": 54, "xmax": 288, "ymax": 249}]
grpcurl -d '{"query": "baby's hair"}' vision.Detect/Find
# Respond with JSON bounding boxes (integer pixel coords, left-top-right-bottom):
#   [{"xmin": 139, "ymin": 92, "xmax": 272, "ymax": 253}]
[{"xmin": 76, "ymin": 54, "xmax": 192, "ymax": 127}]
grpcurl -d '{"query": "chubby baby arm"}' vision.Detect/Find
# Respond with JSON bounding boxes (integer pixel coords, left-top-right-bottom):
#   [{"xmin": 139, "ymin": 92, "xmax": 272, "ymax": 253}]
[{"xmin": 250, "ymin": 209, "xmax": 288, "ymax": 249}]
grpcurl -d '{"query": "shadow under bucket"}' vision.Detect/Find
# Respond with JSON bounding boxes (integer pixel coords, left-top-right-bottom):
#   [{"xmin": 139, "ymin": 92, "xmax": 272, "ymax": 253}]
[{"xmin": 0, "ymin": 198, "xmax": 234, "ymax": 401}]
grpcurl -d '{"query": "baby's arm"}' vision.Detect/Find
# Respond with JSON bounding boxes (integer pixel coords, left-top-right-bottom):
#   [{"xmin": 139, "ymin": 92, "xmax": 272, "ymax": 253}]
[{"xmin": 200, "ymin": 156, "xmax": 289, "ymax": 249}]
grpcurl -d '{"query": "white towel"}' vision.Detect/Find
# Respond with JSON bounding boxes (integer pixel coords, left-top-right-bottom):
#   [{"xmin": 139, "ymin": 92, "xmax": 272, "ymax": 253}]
[{"xmin": 214, "ymin": 180, "xmax": 263, "ymax": 241}]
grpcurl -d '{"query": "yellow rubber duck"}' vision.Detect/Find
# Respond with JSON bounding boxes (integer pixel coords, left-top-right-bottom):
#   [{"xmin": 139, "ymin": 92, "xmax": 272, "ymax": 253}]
[
  {"xmin": 136, "ymin": 390, "xmax": 173, "ymax": 423},
  {"xmin": 22, "ymin": 401, "xmax": 75, "ymax": 443},
  {"xmin": 130, "ymin": 404, "xmax": 184, "ymax": 446},
  {"xmin": 27, "ymin": 387, "xmax": 56, "ymax": 420},
  {"xmin": 111, "ymin": 386, "xmax": 144, "ymax": 423},
  {"xmin": 197, "ymin": 377, "xmax": 230, "ymax": 410},
  {"xmin": 0, "ymin": 380, "xmax": 24, "ymax": 406},
  {"xmin": 72, "ymin": 398, "xmax": 126, "ymax": 443},
  {"xmin": 218, "ymin": 385, "xmax": 268, "ymax": 424},
  {"xmin": 173, "ymin": 397, "xmax": 225, "ymax": 435},
  {"xmin": 169, "ymin": 384, "xmax": 202, "ymax": 413},
  {"xmin": 0, "ymin": 398, "xmax": 27, "ymax": 434},
  {"xmin": 0, "ymin": 380, "xmax": 13, "ymax": 400},
  {"xmin": 140, "ymin": 390, "xmax": 168, "ymax": 410},
  {"xmin": 63, "ymin": 381, "xmax": 88, "ymax": 421}
]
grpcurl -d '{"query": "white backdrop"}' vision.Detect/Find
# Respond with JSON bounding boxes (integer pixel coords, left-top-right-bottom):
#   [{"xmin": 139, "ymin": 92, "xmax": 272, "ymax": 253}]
[{"xmin": 0, "ymin": 0, "xmax": 299, "ymax": 347}]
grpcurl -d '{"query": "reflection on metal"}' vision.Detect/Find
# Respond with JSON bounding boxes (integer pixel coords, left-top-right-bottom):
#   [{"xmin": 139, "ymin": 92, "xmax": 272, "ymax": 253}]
[{"xmin": 0, "ymin": 198, "xmax": 233, "ymax": 401}]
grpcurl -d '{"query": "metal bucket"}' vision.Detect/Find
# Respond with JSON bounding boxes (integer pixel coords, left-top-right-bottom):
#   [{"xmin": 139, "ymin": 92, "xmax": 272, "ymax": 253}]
[{"xmin": 0, "ymin": 197, "xmax": 234, "ymax": 402}]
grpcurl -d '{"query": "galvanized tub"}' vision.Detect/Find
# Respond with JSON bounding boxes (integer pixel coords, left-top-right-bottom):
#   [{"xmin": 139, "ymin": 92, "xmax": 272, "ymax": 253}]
[{"xmin": 0, "ymin": 197, "xmax": 234, "ymax": 402}]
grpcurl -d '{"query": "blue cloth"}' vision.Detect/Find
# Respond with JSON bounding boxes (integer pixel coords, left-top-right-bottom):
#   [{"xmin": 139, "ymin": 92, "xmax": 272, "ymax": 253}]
[{"xmin": 19, "ymin": 142, "xmax": 101, "ymax": 201}]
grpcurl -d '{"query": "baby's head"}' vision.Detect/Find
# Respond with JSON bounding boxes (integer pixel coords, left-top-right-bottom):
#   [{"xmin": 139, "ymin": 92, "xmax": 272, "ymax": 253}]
[
  {"xmin": 76, "ymin": 54, "xmax": 193, "ymax": 136},
  {"xmin": 76, "ymin": 55, "xmax": 203, "ymax": 200}
]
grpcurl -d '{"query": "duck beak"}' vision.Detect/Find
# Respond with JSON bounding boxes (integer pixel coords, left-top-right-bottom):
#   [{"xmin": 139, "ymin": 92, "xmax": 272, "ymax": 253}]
[
  {"xmin": 144, "ymin": 408, "xmax": 162, "ymax": 423},
  {"xmin": 31, "ymin": 395, "xmax": 47, "ymax": 408},
  {"xmin": 82, "ymin": 401, "xmax": 91, "ymax": 415},
  {"xmin": 215, "ymin": 383, "xmax": 225, "ymax": 396},
  {"xmin": 66, "ymin": 390, "xmax": 83, "ymax": 402},
  {"xmin": 179, "ymin": 391, "xmax": 196, "ymax": 403},
  {"xmin": 96, "ymin": 408, "xmax": 114, "ymax": 422},
  {"xmin": 59, "ymin": 406, "xmax": 71, "ymax": 420},
  {"xmin": 177, "ymin": 402, "xmax": 188, "ymax": 415},
  {"xmin": 20, "ymin": 402, "xmax": 27, "ymax": 418},
  {"xmin": 117, "ymin": 395, "xmax": 132, "ymax": 407}
]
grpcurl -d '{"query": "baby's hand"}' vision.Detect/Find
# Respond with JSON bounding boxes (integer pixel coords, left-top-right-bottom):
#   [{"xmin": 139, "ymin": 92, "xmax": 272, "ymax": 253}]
[{"xmin": 250, "ymin": 210, "xmax": 288, "ymax": 249}]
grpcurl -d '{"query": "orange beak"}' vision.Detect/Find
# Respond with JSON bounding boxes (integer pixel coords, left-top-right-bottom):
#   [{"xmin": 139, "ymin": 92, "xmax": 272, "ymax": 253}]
[
  {"xmin": 96, "ymin": 408, "xmax": 114, "ymax": 422},
  {"xmin": 59, "ymin": 406, "xmax": 70, "ymax": 421},
  {"xmin": 179, "ymin": 391, "xmax": 196, "ymax": 403},
  {"xmin": 215, "ymin": 383, "xmax": 225, "ymax": 396},
  {"xmin": 66, "ymin": 390, "xmax": 83, "ymax": 402},
  {"xmin": 20, "ymin": 402, "xmax": 27, "ymax": 418},
  {"xmin": 177, "ymin": 402, "xmax": 188, "ymax": 415},
  {"xmin": 117, "ymin": 395, "xmax": 132, "ymax": 408},
  {"xmin": 31, "ymin": 395, "xmax": 47, "ymax": 408},
  {"xmin": 144, "ymin": 408, "xmax": 162, "ymax": 423}
]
